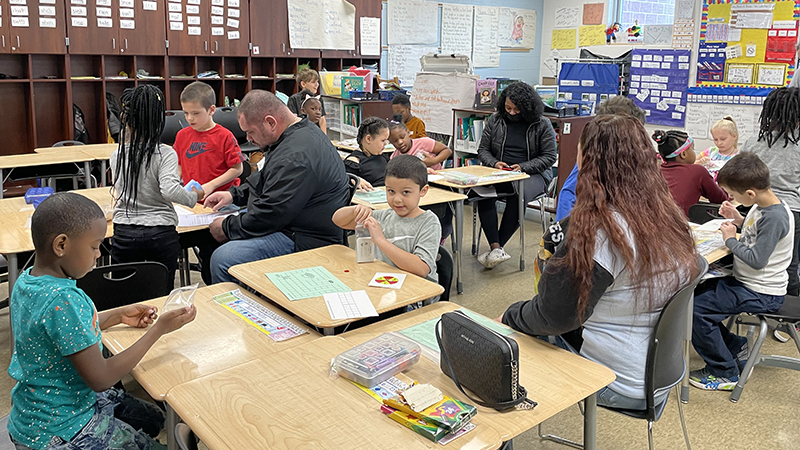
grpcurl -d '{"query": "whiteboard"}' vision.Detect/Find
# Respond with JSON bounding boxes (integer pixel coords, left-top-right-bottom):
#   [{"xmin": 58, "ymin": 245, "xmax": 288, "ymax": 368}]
[
  {"xmin": 388, "ymin": 45, "xmax": 439, "ymax": 87},
  {"xmin": 411, "ymin": 72, "xmax": 479, "ymax": 135},
  {"xmin": 441, "ymin": 4, "xmax": 474, "ymax": 56},
  {"xmin": 387, "ymin": 0, "xmax": 438, "ymax": 45},
  {"xmin": 288, "ymin": 0, "xmax": 356, "ymax": 50},
  {"xmin": 685, "ymin": 103, "xmax": 761, "ymax": 145}
]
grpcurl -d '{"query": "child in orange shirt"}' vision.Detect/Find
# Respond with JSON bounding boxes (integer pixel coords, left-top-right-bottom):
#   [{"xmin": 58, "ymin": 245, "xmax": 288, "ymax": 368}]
[{"xmin": 391, "ymin": 94, "xmax": 426, "ymax": 138}]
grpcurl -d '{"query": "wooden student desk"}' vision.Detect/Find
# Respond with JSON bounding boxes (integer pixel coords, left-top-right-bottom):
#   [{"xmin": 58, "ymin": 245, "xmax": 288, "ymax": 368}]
[
  {"xmin": 35, "ymin": 144, "xmax": 117, "ymax": 187},
  {"xmin": 430, "ymin": 166, "xmax": 530, "ymax": 272},
  {"xmin": 352, "ymin": 186, "xmax": 468, "ymax": 294},
  {"xmin": 227, "ymin": 245, "xmax": 444, "ymax": 336},
  {"xmin": 103, "ymin": 283, "xmax": 319, "ymax": 450},
  {"xmin": 0, "ymin": 150, "xmax": 96, "ymax": 198},
  {"xmin": 340, "ymin": 303, "xmax": 616, "ymax": 450},
  {"xmin": 166, "ymin": 336, "xmax": 503, "ymax": 450}
]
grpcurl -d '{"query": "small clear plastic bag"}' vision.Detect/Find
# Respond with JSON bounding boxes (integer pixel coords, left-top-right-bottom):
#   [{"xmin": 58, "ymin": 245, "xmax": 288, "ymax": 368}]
[{"xmin": 162, "ymin": 283, "xmax": 199, "ymax": 313}]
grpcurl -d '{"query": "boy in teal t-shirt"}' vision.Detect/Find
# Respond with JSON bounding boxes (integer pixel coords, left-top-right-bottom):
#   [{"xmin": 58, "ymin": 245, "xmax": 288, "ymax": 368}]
[{"xmin": 8, "ymin": 193, "xmax": 197, "ymax": 450}]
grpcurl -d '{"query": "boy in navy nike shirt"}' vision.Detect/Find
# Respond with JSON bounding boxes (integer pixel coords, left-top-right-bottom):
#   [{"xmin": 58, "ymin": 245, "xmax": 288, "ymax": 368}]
[{"xmin": 174, "ymin": 81, "xmax": 243, "ymax": 200}]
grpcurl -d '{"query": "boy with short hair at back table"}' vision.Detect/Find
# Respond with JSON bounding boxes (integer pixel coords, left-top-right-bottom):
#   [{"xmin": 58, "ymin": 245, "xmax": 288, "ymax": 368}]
[
  {"xmin": 391, "ymin": 93, "xmax": 427, "ymax": 138},
  {"xmin": 174, "ymin": 81, "xmax": 244, "ymax": 284},
  {"xmin": 7, "ymin": 192, "xmax": 196, "ymax": 450},
  {"xmin": 333, "ymin": 155, "xmax": 441, "ymax": 292},
  {"xmin": 690, "ymin": 153, "xmax": 794, "ymax": 391}
]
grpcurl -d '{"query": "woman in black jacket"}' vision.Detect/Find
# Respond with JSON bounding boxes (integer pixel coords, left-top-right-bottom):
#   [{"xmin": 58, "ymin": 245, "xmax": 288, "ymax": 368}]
[{"xmin": 475, "ymin": 82, "xmax": 557, "ymax": 269}]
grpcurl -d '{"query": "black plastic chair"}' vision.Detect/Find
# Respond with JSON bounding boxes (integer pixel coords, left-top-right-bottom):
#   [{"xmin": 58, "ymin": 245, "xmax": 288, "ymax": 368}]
[
  {"xmin": 214, "ymin": 106, "xmax": 259, "ymax": 153},
  {"xmin": 436, "ymin": 246, "xmax": 454, "ymax": 302},
  {"xmin": 688, "ymin": 203, "xmax": 723, "ymax": 224},
  {"xmin": 730, "ymin": 295, "xmax": 800, "ymax": 402},
  {"xmin": 76, "ymin": 262, "xmax": 171, "ymax": 312},
  {"xmin": 175, "ymin": 423, "xmax": 199, "ymax": 450},
  {"xmin": 161, "ymin": 111, "xmax": 188, "ymax": 147},
  {"xmin": 540, "ymin": 257, "xmax": 708, "ymax": 450}
]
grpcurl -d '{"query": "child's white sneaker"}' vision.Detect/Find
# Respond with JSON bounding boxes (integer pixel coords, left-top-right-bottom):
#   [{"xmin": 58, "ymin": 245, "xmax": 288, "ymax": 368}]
[
  {"xmin": 477, "ymin": 250, "xmax": 491, "ymax": 268},
  {"xmin": 484, "ymin": 248, "xmax": 511, "ymax": 269}
]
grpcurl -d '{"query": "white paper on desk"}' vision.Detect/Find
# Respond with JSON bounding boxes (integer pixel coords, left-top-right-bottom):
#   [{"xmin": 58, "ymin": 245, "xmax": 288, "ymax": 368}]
[
  {"xmin": 324, "ymin": 290, "xmax": 378, "ymax": 320},
  {"xmin": 695, "ymin": 219, "xmax": 732, "ymax": 232},
  {"xmin": 178, "ymin": 210, "xmax": 238, "ymax": 227},
  {"xmin": 427, "ymin": 174, "xmax": 443, "ymax": 183}
]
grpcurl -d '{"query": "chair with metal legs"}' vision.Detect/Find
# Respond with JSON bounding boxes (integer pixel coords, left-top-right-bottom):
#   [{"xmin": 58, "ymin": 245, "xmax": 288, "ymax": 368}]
[{"xmin": 538, "ymin": 257, "xmax": 708, "ymax": 450}]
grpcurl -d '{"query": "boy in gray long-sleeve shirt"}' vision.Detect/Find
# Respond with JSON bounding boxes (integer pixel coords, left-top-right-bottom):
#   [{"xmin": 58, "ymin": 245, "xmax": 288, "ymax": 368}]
[{"xmin": 690, "ymin": 153, "xmax": 794, "ymax": 391}]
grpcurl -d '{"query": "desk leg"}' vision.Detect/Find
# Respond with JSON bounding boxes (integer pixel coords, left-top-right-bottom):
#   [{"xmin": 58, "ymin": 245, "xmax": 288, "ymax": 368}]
[
  {"xmin": 181, "ymin": 248, "xmax": 191, "ymax": 286},
  {"xmin": 517, "ymin": 180, "xmax": 525, "ymax": 271},
  {"xmin": 83, "ymin": 161, "xmax": 92, "ymax": 188},
  {"xmin": 584, "ymin": 393, "xmax": 597, "ymax": 450},
  {"xmin": 454, "ymin": 199, "xmax": 464, "ymax": 294},
  {"xmin": 7, "ymin": 253, "xmax": 18, "ymax": 351},
  {"xmin": 681, "ymin": 296, "xmax": 694, "ymax": 403},
  {"xmin": 165, "ymin": 402, "xmax": 179, "ymax": 450},
  {"xmin": 323, "ymin": 327, "xmax": 335, "ymax": 336},
  {"xmin": 0, "ymin": 168, "xmax": 4, "ymax": 199},
  {"xmin": 100, "ymin": 160, "xmax": 107, "ymax": 187}
]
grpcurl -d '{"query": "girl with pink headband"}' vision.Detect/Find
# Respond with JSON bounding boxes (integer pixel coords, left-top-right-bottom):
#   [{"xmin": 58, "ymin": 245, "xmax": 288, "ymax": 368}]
[{"xmin": 654, "ymin": 129, "xmax": 729, "ymax": 215}]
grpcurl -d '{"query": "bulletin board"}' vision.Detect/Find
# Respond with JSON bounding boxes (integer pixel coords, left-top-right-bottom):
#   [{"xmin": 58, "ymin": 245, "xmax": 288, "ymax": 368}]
[
  {"xmin": 557, "ymin": 63, "xmax": 620, "ymax": 108},
  {"xmin": 628, "ymin": 49, "xmax": 692, "ymax": 127},
  {"xmin": 698, "ymin": 0, "xmax": 800, "ymax": 88}
]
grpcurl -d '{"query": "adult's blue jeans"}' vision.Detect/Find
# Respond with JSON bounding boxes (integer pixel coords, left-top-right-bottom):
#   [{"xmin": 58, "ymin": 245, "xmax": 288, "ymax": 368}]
[{"xmin": 210, "ymin": 232, "xmax": 295, "ymax": 284}]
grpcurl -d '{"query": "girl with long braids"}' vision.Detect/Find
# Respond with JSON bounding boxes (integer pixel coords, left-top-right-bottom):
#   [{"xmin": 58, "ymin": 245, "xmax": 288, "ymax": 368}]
[
  {"xmin": 110, "ymin": 85, "xmax": 203, "ymax": 291},
  {"xmin": 742, "ymin": 87, "xmax": 800, "ymax": 297},
  {"xmin": 501, "ymin": 115, "xmax": 701, "ymax": 409}
]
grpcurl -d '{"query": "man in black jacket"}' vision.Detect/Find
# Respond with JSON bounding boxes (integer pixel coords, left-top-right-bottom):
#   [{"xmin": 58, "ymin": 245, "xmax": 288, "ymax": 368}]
[{"xmin": 204, "ymin": 90, "xmax": 349, "ymax": 284}]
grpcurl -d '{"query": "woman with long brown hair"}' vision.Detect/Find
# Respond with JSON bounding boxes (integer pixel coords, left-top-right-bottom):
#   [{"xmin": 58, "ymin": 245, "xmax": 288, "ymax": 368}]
[{"xmin": 500, "ymin": 114, "xmax": 700, "ymax": 409}]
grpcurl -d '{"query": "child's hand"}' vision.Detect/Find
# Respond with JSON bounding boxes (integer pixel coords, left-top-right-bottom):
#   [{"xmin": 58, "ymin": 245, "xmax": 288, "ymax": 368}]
[
  {"xmin": 718, "ymin": 201, "xmax": 742, "ymax": 221},
  {"xmin": 720, "ymin": 221, "xmax": 737, "ymax": 241},
  {"xmin": 353, "ymin": 204, "xmax": 372, "ymax": 224},
  {"xmin": 695, "ymin": 155, "xmax": 710, "ymax": 166},
  {"xmin": 494, "ymin": 161, "xmax": 510, "ymax": 170},
  {"xmin": 191, "ymin": 186, "xmax": 205, "ymax": 203},
  {"xmin": 422, "ymin": 156, "xmax": 437, "ymax": 167},
  {"xmin": 358, "ymin": 179, "xmax": 374, "ymax": 192},
  {"xmin": 120, "ymin": 304, "xmax": 158, "ymax": 328},
  {"xmin": 154, "ymin": 305, "xmax": 197, "ymax": 335},
  {"xmin": 362, "ymin": 216, "xmax": 385, "ymax": 243},
  {"xmin": 200, "ymin": 183, "xmax": 214, "ymax": 201}
]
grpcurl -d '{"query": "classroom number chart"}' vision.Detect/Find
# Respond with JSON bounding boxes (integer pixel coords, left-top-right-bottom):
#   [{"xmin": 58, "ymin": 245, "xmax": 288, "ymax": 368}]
[
  {"xmin": 212, "ymin": 290, "xmax": 307, "ymax": 342},
  {"xmin": 266, "ymin": 266, "xmax": 352, "ymax": 301}
]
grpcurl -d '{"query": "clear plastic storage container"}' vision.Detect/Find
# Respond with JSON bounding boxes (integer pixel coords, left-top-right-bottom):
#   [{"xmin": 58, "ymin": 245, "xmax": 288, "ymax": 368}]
[{"xmin": 334, "ymin": 333, "xmax": 421, "ymax": 387}]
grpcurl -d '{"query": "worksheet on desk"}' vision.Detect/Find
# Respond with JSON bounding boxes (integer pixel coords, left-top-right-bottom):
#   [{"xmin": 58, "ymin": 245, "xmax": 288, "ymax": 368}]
[
  {"xmin": 323, "ymin": 290, "xmax": 378, "ymax": 319},
  {"xmin": 354, "ymin": 189, "xmax": 387, "ymax": 204},
  {"xmin": 266, "ymin": 266, "xmax": 352, "ymax": 301}
]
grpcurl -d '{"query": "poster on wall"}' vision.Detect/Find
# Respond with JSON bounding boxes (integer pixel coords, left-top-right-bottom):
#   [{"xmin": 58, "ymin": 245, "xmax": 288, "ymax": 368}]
[
  {"xmin": 628, "ymin": 48, "xmax": 692, "ymax": 127},
  {"xmin": 497, "ymin": 7, "xmax": 536, "ymax": 48}
]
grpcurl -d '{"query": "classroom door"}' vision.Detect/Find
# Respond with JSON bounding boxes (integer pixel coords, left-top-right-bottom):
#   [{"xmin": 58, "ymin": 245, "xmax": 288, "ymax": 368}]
[
  {"xmin": 210, "ymin": 0, "xmax": 248, "ymax": 56},
  {"xmin": 66, "ymin": 0, "xmax": 119, "ymax": 54},
  {"xmin": 166, "ymin": 0, "xmax": 209, "ymax": 55},
  {"xmin": 119, "ymin": 0, "xmax": 167, "ymax": 55},
  {"xmin": 9, "ymin": 0, "xmax": 67, "ymax": 54}
]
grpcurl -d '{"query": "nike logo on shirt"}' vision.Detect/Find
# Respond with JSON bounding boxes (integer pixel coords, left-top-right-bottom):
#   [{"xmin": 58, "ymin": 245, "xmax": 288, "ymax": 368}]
[{"xmin": 186, "ymin": 142, "xmax": 211, "ymax": 159}]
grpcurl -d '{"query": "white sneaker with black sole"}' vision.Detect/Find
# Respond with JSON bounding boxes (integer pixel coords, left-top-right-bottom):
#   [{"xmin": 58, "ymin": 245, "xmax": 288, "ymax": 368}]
[{"xmin": 483, "ymin": 248, "xmax": 511, "ymax": 269}]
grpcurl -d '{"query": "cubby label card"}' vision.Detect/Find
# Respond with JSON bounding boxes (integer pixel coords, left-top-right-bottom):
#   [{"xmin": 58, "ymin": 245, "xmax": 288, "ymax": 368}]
[
  {"xmin": 71, "ymin": 17, "xmax": 88, "ymax": 27},
  {"xmin": 97, "ymin": 17, "xmax": 112, "ymax": 27}
]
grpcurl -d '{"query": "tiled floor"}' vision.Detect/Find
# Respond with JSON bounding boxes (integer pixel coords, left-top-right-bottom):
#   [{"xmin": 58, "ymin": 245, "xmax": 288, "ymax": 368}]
[{"xmin": 1, "ymin": 206, "xmax": 799, "ymax": 449}]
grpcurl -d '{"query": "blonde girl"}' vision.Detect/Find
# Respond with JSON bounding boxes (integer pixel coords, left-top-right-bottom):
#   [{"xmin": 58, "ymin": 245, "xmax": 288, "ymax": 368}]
[{"xmin": 696, "ymin": 116, "xmax": 739, "ymax": 179}]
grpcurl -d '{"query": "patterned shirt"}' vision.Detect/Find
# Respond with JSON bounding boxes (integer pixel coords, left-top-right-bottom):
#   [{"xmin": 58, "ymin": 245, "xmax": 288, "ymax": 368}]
[
  {"xmin": 698, "ymin": 146, "xmax": 738, "ymax": 179},
  {"xmin": 8, "ymin": 269, "xmax": 101, "ymax": 450}
]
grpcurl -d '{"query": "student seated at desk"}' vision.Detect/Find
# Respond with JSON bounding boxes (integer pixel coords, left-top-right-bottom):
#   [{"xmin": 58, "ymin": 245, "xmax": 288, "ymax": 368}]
[
  {"xmin": 500, "ymin": 115, "xmax": 700, "ymax": 410},
  {"xmin": 653, "ymin": 129, "xmax": 729, "ymax": 216},
  {"xmin": 345, "ymin": 117, "xmax": 390, "ymax": 190},
  {"xmin": 111, "ymin": 85, "xmax": 203, "ymax": 292},
  {"xmin": 690, "ymin": 153, "xmax": 794, "ymax": 391},
  {"xmin": 7, "ymin": 193, "xmax": 196, "ymax": 450},
  {"xmin": 333, "ymin": 155, "xmax": 441, "ymax": 286},
  {"xmin": 741, "ymin": 87, "xmax": 800, "ymax": 296},
  {"xmin": 391, "ymin": 94, "xmax": 426, "ymax": 138},
  {"xmin": 299, "ymin": 93, "xmax": 324, "ymax": 129},
  {"xmin": 695, "ymin": 116, "xmax": 739, "ymax": 181},
  {"xmin": 388, "ymin": 115, "xmax": 452, "ymax": 170}
]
